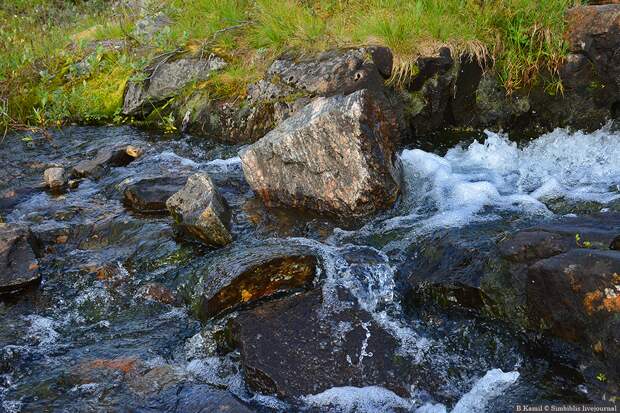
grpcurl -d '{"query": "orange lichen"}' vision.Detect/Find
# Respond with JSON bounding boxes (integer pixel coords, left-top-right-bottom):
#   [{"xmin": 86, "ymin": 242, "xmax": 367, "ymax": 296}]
[
  {"xmin": 602, "ymin": 295, "xmax": 620, "ymax": 313},
  {"xmin": 241, "ymin": 289, "xmax": 253, "ymax": 302},
  {"xmin": 583, "ymin": 290, "xmax": 603, "ymax": 315}
]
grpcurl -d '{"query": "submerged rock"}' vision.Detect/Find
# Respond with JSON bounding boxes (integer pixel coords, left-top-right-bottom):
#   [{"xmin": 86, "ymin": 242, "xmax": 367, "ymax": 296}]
[
  {"xmin": 72, "ymin": 145, "xmax": 143, "ymax": 179},
  {"xmin": 0, "ymin": 223, "xmax": 39, "ymax": 293},
  {"xmin": 230, "ymin": 288, "xmax": 412, "ymax": 399},
  {"xmin": 43, "ymin": 167, "xmax": 66, "ymax": 190},
  {"xmin": 191, "ymin": 241, "xmax": 319, "ymax": 320},
  {"xmin": 239, "ymin": 89, "xmax": 401, "ymax": 218},
  {"xmin": 166, "ymin": 173, "xmax": 232, "ymax": 247},
  {"xmin": 123, "ymin": 175, "xmax": 188, "ymax": 213},
  {"xmin": 123, "ymin": 56, "xmax": 226, "ymax": 117}
]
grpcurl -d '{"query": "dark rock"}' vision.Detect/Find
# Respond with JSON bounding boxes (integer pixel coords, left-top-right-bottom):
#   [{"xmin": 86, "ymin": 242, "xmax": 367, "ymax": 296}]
[
  {"xmin": 239, "ymin": 89, "xmax": 401, "ymax": 218},
  {"xmin": 527, "ymin": 249, "xmax": 620, "ymax": 371},
  {"xmin": 43, "ymin": 167, "xmax": 66, "ymax": 190},
  {"xmin": 230, "ymin": 289, "xmax": 412, "ymax": 399},
  {"xmin": 123, "ymin": 175, "xmax": 188, "ymax": 213},
  {"xmin": 565, "ymin": 5, "xmax": 620, "ymax": 99},
  {"xmin": 72, "ymin": 145, "xmax": 143, "ymax": 179},
  {"xmin": 136, "ymin": 282, "xmax": 177, "ymax": 305},
  {"xmin": 123, "ymin": 56, "xmax": 226, "ymax": 117},
  {"xmin": 191, "ymin": 241, "xmax": 318, "ymax": 320},
  {"xmin": 404, "ymin": 213, "xmax": 620, "ymax": 373},
  {"xmin": 497, "ymin": 230, "xmax": 573, "ymax": 263},
  {"xmin": 136, "ymin": 384, "xmax": 254, "ymax": 413},
  {"xmin": 0, "ymin": 223, "xmax": 39, "ymax": 293},
  {"xmin": 166, "ymin": 173, "xmax": 232, "ymax": 247},
  {"xmin": 611, "ymin": 235, "xmax": 620, "ymax": 250}
]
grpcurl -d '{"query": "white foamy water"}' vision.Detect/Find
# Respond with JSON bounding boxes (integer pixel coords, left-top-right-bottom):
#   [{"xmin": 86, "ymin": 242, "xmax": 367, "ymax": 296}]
[
  {"xmin": 302, "ymin": 369, "xmax": 519, "ymax": 413},
  {"xmin": 398, "ymin": 127, "xmax": 620, "ymax": 228}
]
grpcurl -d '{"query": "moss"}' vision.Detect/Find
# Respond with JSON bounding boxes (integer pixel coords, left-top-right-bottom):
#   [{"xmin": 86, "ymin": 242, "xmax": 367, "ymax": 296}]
[{"xmin": 2, "ymin": 0, "xmax": 580, "ymax": 131}]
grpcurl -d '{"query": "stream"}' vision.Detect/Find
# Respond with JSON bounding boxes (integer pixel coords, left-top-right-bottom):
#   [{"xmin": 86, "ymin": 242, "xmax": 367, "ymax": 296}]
[{"xmin": 1, "ymin": 125, "xmax": 619, "ymax": 412}]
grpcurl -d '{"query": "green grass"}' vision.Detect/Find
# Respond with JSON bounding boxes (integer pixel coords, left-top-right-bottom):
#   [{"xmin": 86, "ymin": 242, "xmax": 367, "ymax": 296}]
[{"xmin": 1, "ymin": 0, "xmax": 581, "ymax": 130}]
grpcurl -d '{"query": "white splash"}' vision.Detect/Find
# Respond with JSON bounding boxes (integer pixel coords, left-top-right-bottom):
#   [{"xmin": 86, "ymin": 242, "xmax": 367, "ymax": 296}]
[
  {"xmin": 25, "ymin": 315, "xmax": 59, "ymax": 347},
  {"xmin": 451, "ymin": 369, "xmax": 520, "ymax": 413},
  {"xmin": 302, "ymin": 386, "xmax": 415, "ymax": 413},
  {"xmin": 398, "ymin": 126, "xmax": 620, "ymax": 228}
]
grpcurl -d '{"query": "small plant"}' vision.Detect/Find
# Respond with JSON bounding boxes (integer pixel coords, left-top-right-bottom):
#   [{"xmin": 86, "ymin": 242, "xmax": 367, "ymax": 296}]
[
  {"xmin": 162, "ymin": 113, "xmax": 177, "ymax": 134},
  {"xmin": 575, "ymin": 233, "xmax": 592, "ymax": 248},
  {"xmin": 596, "ymin": 372, "xmax": 607, "ymax": 382}
]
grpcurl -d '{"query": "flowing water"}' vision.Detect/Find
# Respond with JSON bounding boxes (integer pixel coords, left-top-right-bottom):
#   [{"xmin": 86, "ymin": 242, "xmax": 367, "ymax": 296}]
[{"xmin": 1, "ymin": 125, "xmax": 619, "ymax": 412}]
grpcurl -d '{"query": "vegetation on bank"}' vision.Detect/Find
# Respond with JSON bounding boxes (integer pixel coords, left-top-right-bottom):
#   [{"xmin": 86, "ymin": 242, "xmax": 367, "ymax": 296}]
[{"xmin": 0, "ymin": 0, "xmax": 581, "ymax": 132}]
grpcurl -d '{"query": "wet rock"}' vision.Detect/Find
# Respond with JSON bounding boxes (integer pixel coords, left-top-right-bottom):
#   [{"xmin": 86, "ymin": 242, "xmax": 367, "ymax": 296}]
[
  {"xmin": 166, "ymin": 173, "xmax": 232, "ymax": 247},
  {"xmin": 123, "ymin": 175, "xmax": 188, "ymax": 213},
  {"xmin": 192, "ymin": 241, "xmax": 318, "ymax": 320},
  {"xmin": 405, "ymin": 213, "xmax": 620, "ymax": 373},
  {"xmin": 527, "ymin": 249, "xmax": 620, "ymax": 371},
  {"xmin": 123, "ymin": 55, "xmax": 226, "ymax": 117},
  {"xmin": 0, "ymin": 223, "xmax": 39, "ymax": 293},
  {"xmin": 230, "ymin": 288, "xmax": 412, "ymax": 399},
  {"xmin": 239, "ymin": 89, "xmax": 401, "ymax": 218},
  {"xmin": 43, "ymin": 167, "xmax": 66, "ymax": 190},
  {"xmin": 137, "ymin": 385, "xmax": 253, "ymax": 413},
  {"xmin": 72, "ymin": 145, "xmax": 143, "ymax": 179},
  {"xmin": 137, "ymin": 282, "xmax": 177, "ymax": 305}
]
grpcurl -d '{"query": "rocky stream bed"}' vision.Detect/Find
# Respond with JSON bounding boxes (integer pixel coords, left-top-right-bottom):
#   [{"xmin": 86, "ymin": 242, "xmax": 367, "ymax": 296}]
[{"xmin": 0, "ymin": 121, "xmax": 619, "ymax": 412}]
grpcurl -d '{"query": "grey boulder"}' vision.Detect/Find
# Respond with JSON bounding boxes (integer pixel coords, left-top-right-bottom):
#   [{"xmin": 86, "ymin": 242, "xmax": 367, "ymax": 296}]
[
  {"xmin": 239, "ymin": 89, "xmax": 401, "ymax": 218},
  {"xmin": 166, "ymin": 173, "xmax": 232, "ymax": 247},
  {"xmin": 123, "ymin": 56, "xmax": 226, "ymax": 117},
  {"xmin": 0, "ymin": 223, "xmax": 39, "ymax": 293}
]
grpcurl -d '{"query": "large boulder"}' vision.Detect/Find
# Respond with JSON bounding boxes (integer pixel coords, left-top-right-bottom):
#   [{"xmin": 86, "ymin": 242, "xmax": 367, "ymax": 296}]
[
  {"xmin": 165, "ymin": 173, "xmax": 232, "ymax": 247},
  {"xmin": 230, "ymin": 288, "xmax": 412, "ymax": 399},
  {"xmin": 404, "ymin": 213, "xmax": 620, "ymax": 375},
  {"xmin": 123, "ymin": 55, "xmax": 226, "ymax": 117},
  {"xmin": 0, "ymin": 223, "xmax": 39, "ymax": 293},
  {"xmin": 123, "ymin": 175, "xmax": 188, "ymax": 213},
  {"xmin": 190, "ymin": 241, "xmax": 319, "ymax": 320},
  {"xmin": 239, "ymin": 89, "xmax": 401, "ymax": 218}
]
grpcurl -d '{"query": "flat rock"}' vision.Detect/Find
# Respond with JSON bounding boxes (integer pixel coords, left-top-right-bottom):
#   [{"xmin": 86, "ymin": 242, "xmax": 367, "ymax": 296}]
[
  {"xmin": 230, "ymin": 288, "xmax": 412, "ymax": 399},
  {"xmin": 0, "ymin": 223, "xmax": 39, "ymax": 293},
  {"xmin": 239, "ymin": 89, "xmax": 401, "ymax": 218},
  {"xmin": 72, "ymin": 145, "xmax": 143, "ymax": 179},
  {"xmin": 192, "ymin": 241, "xmax": 318, "ymax": 320},
  {"xmin": 123, "ymin": 175, "xmax": 188, "ymax": 213},
  {"xmin": 166, "ymin": 173, "xmax": 232, "ymax": 247}
]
